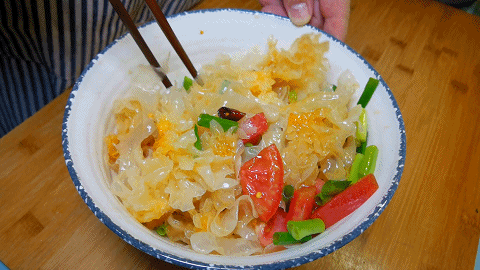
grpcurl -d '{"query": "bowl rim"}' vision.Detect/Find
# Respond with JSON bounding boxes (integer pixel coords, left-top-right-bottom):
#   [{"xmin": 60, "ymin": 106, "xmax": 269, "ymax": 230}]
[{"xmin": 62, "ymin": 8, "xmax": 406, "ymax": 270}]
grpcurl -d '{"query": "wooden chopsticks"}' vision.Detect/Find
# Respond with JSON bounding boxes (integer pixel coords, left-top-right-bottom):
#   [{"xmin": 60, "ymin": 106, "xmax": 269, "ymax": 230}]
[
  {"xmin": 108, "ymin": 0, "xmax": 201, "ymax": 88},
  {"xmin": 108, "ymin": 0, "xmax": 172, "ymax": 88},
  {"xmin": 144, "ymin": 0, "xmax": 199, "ymax": 81}
]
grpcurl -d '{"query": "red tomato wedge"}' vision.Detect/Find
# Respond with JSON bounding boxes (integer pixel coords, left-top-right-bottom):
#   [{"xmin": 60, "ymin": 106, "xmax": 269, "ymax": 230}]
[
  {"xmin": 239, "ymin": 112, "xmax": 268, "ymax": 145},
  {"xmin": 315, "ymin": 178, "xmax": 325, "ymax": 194},
  {"xmin": 240, "ymin": 144, "xmax": 284, "ymax": 222},
  {"xmin": 286, "ymin": 186, "xmax": 317, "ymax": 222},
  {"xmin": 311, "ymin": 174, "xmax": 379, "ymax": 228},
  {"xmin": 257, "ymin": 208, "xmax": 288, "ymax": 247}
]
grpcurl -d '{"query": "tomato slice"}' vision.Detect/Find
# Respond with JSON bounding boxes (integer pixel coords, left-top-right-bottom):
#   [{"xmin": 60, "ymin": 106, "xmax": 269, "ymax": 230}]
[
  {"xmin": 311, "ymin": 174, "xmax": 379, "ymax": 228},
  {"xmin": 315, "ymin": 178, "xmax": 325, "ymax": 194},
  {"xmin": 286, "ymin": 186, "xmax": 317, "ymax": 222},
  {"xmin": 257, "ymin": 208, "xmax": 288, "ymax": 247},
  {"xmin": 240, "ymin": 144, "xmax": 284, "ymax": 222},
  {"xmin": 240, "ymin": 112, "xmax": 268, "ymax": 145}
]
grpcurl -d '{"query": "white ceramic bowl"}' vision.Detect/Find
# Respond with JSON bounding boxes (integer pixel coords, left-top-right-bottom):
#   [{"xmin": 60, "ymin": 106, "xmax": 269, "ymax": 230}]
[{"xmin": 62, "ymin": 9, "xmax": 406, "ymax": 269}]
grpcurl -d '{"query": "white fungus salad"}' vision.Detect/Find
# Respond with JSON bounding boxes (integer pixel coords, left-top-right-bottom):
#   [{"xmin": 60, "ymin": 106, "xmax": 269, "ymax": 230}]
[{"xmin": 104, "ymin": 33, "xmax": 380, "ymax": 256}]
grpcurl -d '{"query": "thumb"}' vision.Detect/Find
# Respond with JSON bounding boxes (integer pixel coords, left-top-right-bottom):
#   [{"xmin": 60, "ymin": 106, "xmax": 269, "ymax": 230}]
[{"xmin": 283, "ymin": 0, "xmax": 313, "ymax": 26}]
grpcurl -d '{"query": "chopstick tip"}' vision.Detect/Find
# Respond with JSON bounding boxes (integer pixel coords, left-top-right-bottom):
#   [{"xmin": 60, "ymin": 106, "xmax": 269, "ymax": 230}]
[{"xmin": 194, "ymin": 75, "xmax": 204, "ymax": 86}]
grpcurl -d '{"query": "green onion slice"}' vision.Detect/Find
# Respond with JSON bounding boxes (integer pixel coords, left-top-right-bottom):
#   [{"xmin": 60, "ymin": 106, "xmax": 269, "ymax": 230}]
[
  {"xmin": 155, "ymin": 224, "xmax": 168, "ymax": 236},
  {"xmin": 282, "ymin": 185, "xmax": 294, "ymax": 203},
  {"xmin": 273, "ymin": 232, "xmax": 312, "ymax": 245},
  {"xmin": 347, "ymin": 153, "xmax": 365, "ymax": 185},
  {"xmin": 288, "ymin": 90, "xmax": 297, "ymax": 103},
  {"xmin": 316, "ymin": 180, "xmax": 351, "ymax": 205},
  {"xmin": 287, "ymin": 219, "xmax": 325, "ymax": 240},
  {"xmin": 357, "ymin": 77, "xmax": 379, "ymax": 108},
  {"xmin": 358, "ymin": 145, "xmax": 379, "ymax": 177},
  {"xmin": 357, "ymin": 137, "xmax": 367, "ymax": 154},
  {"xmin": 355, "ymin": 108, "xmax": 367, "ymax": 143},
  {"xmin": 194, "ymin": 125, "xmax": 202, "ymax": 150},
  {"xmin": 219, "ymin": 80, "xmax": 231, "ymax": 94},
  {"xmin": 183, "ymin": 76, "xmax": 193, "ymax": 92},
  {"xmin": 197, "ymin": 114, "xmax": 239, "ymax": 132}
]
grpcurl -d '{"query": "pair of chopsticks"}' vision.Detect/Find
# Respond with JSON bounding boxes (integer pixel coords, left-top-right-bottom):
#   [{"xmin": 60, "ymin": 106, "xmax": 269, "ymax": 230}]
[{"xmin": 108, "ymin": 0, "xmax": 199, "ymax": 88}]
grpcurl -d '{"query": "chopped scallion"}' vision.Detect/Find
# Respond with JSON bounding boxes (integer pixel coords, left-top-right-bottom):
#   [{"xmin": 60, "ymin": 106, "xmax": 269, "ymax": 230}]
[
  {"xmin": 283, "ymin": 185, "xmax": 294, "ymax": 203},
  {"xmin": 197, "ymin": 114, "xmax": 239, "ymax": 132},
  {"xmin": 273, "ymin": 232, "xmax": 312, "ymax": 245},
  {"xmin": 357, "ymin": 77, "xmax": 379, "ymax": 108},
  {"xmin": 357, "ymin": 137, "xmax": 367, "ymax": 154},
  {"xmin": 316, "ymin": 180, "xmax": 351, "ymax": 205},
  {"xmin": 287, "ymin": 219, "xmax": 325, "ymax": 240},
  {"xmin": 155, "ymin": 224, "xmax": 168, "ymax": 236},
  {"xmin": 288, "ymin": 90, "xmax": 297, "ymax": 103},
  {"xmin": 194, "ymin": 125, "xmax": 202, "ymax": 150},
  {"xmin": 356, "ymin": 108, "xmax": 367, "ymax": 143},
  {"xmin": 359, "ymin": 145, "xmax": 379, "ymax": 177},
  {"xmin": 219, "ymin": 80, "xmax": 231, "ymax": 94},
  {"xmin": 347, "ymin": 153, "xmax": 364, "ymax": 184},
  {"xmin": 183, "ymin": 76, "xmax": 193, "ymax": 92}
]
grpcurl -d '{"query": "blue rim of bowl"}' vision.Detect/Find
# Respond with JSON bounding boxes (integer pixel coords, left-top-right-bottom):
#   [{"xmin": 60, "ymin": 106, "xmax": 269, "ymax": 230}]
[{"xmin": 62, "ymin": 8, "xmax": 406, "ymax": 270}]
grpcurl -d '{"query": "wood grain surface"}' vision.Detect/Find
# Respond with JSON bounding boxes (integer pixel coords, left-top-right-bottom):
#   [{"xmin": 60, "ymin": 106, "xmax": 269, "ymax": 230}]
[{"xmin": 1, "ymin": 0, "xmax": 480, "ymax": 269}]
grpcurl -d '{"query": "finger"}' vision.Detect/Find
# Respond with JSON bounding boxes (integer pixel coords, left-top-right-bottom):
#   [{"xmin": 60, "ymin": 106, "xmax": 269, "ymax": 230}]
[
  {"xmin": 258, "ymin": 0, "xmax": 281, "ymax": 6},
  {"xmin": 282, "ymin": 0, "xmax": 314, "ymax": 26},
  {"xmin": 319, "ymin": 0, "xmax": 350, "ymax": 41},
  {"xmin": 309, "ymin": 0, "xmax": 324, "ymax": 30},
  {"xmin": 260, "ymin": 0, "xmax": 288, "ymax": 17}
]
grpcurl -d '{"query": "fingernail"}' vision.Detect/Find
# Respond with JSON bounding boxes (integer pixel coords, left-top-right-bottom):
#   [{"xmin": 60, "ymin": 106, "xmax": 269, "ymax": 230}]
[{"xmin": 288, "ymin": 3, "xmax": 311, "ymax": 26}]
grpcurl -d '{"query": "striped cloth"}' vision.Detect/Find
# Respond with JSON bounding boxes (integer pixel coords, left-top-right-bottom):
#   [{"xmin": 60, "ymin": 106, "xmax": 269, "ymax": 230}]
[{"xmin": 0, "ymin": 0, "xmax": 200, "ymax": 138}]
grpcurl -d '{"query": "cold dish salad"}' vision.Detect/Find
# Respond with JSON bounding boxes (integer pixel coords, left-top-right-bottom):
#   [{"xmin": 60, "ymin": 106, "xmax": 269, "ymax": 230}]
[{"xmin": 104, "ymin": 34, "xmax": 380, "ymax": 255}]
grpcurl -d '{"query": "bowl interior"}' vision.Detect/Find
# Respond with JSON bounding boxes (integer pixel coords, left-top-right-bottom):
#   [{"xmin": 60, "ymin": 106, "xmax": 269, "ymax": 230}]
[{"xmin": 63, "ymin": 9, "xmax": 405, "ymax": 269}]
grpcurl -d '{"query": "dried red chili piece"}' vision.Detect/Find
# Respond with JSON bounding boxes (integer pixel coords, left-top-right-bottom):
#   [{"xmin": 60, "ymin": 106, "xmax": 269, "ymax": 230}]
[{"xmin": 217, "ymin": 107, "xmax": 246, "ymax": 121}]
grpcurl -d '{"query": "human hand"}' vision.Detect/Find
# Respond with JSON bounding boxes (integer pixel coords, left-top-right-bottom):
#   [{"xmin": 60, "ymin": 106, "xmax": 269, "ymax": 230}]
[{"xmin": 259, "ymin": 0, "xmax": 350, "ymax": 41}]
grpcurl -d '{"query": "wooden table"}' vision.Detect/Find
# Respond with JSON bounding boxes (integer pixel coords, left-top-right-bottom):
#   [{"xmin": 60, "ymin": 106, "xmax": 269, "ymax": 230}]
[{"xmin": 1, "ymin": 0, "xmax": 479, "ymax": 269}]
